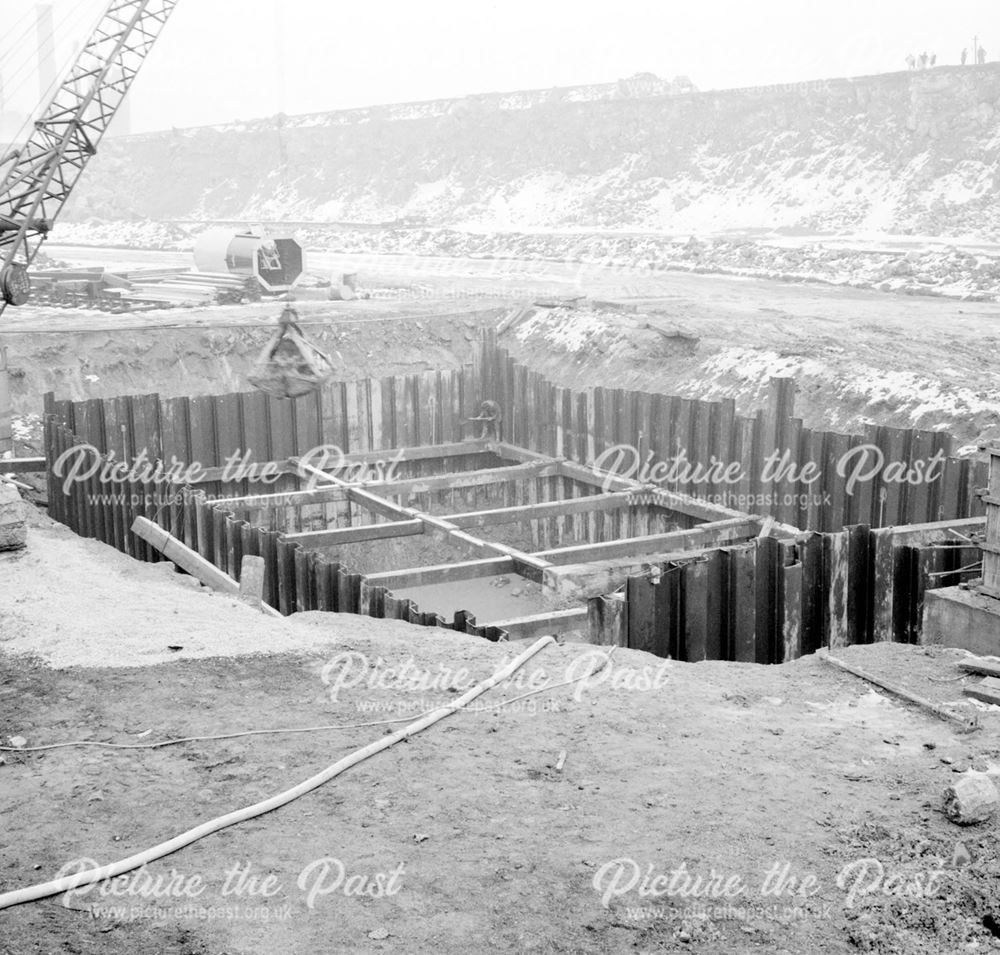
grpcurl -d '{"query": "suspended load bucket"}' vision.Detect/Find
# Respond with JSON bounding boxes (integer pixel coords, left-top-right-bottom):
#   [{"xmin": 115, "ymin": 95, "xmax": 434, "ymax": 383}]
[{"xmin": 248, "ymin": 306, "xmax": 336, "ymax": 399}]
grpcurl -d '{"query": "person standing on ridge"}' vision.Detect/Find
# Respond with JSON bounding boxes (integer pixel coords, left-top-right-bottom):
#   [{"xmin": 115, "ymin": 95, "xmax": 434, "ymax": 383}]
[
  {"xmin": 906, "ymin": 53, "xmax": 916, "ymax": 69},
  {"xmin": 978, "ymin": 46, "xmax": 988, "ymax": 64},
  {"xmin": 930, "ymin": 52, "xmax": 937, "ymax": 66},
  {"xmin": 962, "ymin": 47, "xmax": 969, "ymax": 65}
]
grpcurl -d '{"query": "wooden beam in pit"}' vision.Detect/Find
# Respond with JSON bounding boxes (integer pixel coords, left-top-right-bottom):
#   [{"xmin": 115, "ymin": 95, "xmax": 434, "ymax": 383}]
[
  {"xmin": 290, "ymin": 457, "xmax": 553, "ymax": 578},
  {"xmin": 364, "ymin": 556, "xmax": 516, "ymax": 589},
  {"xmin": 286, "ymin": 519, "xmax": 424, "ymax": 547},
  {"xmin": 446, "ymin": 491, "xmax": 633, "ymax": 529},
  {"xmin": 556, "ymin": 457, "xmax": 753, "ymax": 522},
  {"xmin": 536, "ymin": 517, "xmax": 759, "ymax": 565},
  {"xmin": 491, "ymin": 608, "xmax": 590, "ymax": 640},
  {"xmin": 1, "ymin": 456, "xmax": 46, "ymax": 474},
  {"xmin": 543, "ymin": 545, "xmax": 727, "ymax": 600},
  {"xmin": 220, "ymin": 460, "xmax": 557, "ymax": 510},
  {"xmin": 323, "ymin": 438, "xmax": 490, "ymax": 467},
  {"xmin": 487, "ymin": 441, "xmax": 562, "ymax": 466}
]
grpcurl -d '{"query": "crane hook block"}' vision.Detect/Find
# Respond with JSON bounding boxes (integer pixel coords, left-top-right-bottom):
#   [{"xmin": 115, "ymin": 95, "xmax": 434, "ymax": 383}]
[{"xmin": 247, "ymin": 306, "xmax": 337, "ymax": 400}]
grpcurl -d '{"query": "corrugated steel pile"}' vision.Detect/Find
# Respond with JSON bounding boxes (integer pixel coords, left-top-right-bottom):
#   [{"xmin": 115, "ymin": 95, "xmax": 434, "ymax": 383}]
[{"xmin": 29, "ymin": 267, "xmax": 260, "ymax": 311}]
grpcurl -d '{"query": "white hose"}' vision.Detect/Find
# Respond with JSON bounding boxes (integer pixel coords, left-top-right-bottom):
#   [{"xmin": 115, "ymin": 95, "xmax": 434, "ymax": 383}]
[{"xmin": 0, "ymin": 635, "xmax": 557, "ymax": 910}]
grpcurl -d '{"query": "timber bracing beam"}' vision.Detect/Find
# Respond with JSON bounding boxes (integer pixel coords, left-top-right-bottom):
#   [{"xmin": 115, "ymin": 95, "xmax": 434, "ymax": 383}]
[{"xmin": 289, "ymin": 456, "xmax": 553, "ymax": 580}]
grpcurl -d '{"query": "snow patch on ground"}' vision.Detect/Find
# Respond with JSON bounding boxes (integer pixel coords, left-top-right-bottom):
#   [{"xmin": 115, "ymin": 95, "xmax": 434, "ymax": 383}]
[{"xmin": 514, "ymin": 307, "xmax": 616, "ymax": 354}]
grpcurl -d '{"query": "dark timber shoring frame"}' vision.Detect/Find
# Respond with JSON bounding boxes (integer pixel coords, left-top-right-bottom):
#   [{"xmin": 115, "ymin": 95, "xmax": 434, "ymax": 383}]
[{"xmin": 41, "ymin": 326, "xmax": 992, "ymax": 657}]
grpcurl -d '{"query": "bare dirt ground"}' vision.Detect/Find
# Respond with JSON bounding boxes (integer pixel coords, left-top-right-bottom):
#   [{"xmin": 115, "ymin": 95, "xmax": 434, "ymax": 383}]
[
  {"xmin": 2, "ymin": 511, "xmax": 1000, "ymax": 954},
  {"xmin": 4, "ymin": 245, "xmax": 999, "ymax": 444}
]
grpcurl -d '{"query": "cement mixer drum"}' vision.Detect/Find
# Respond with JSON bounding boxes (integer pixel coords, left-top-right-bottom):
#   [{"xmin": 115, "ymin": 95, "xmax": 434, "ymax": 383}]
[{"xmin": 193, "ymin": 228, "xmax": 304, "ymax": 292}]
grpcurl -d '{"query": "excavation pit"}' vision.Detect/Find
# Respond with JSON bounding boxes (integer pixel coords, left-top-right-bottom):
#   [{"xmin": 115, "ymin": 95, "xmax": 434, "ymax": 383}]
[{"xmin": 38, "ymin": 329, "xmax": 991, "ymax": 658}]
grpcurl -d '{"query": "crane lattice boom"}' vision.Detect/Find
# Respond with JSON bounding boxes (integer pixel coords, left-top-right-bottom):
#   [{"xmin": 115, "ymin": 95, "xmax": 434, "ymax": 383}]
[{"xmin": 0, "ymin": 0, "xmax": 179, "ymax": 315}]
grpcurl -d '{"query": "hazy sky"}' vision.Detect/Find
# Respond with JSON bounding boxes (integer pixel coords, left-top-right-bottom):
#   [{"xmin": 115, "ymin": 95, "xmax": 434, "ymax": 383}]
[{"xmin": 1, "ymin": 0, "xmax": 995, "ymax": 133}]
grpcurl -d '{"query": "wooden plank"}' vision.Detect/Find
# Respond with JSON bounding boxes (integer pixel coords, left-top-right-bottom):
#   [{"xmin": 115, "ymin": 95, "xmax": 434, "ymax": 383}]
[
  {"xmin": 211, "ymin": 506, "xmax": 227, "ymax": 574},
  {"xmin": 824, "ymin": 433, "xmax": 850, "ymax": 532},
  {"xmin": 344, "ymin": 377, "xmax": 361, "ymax": 452},
  {"xmin": 160, "ymin": 396, "xmax": 191, "ymax": 475},
  {"xmin": 363, "ymin": 556, "xmax": 516, "ymax": 589},
  {"xmin": 401, "ymin": 373, "xmax": 419, "ymax": 448},
  {"xmin": 131, "ymin": 517, "xmax": 280, "ymax": 616},
  {"xmin": 536, "ymin": 517, "xmax": 758, "ymax": 565},
  {"xmin": 131, "ymin": 393, "xmax": 163, "ymax": 464},
  {"xmin": 627, "ymin": 575, "xmax": 658, "ymax": 654},
  {"xmin": 908, "ymin": 430, "xmax": 935, "ymax": 526},
  {"xmin": 938, "ymin": 454, "xmax": 964, "ymax": 524},
  {"xmin": 587, "ymin": 592, "xmax": 627, "ymax": 647},
  {"xmin": 847, "ymin": 433, "xmax": 875, "ymax": 528},
  {"xmin": 683, "ymin": 558, "xmax": 710, "ymax": 661},
  {"xmin": 963, "ymin": 682, "xmax": 1000, "ymax": 706},
  {"xmin": 754, "ymin": 535, "xmax": 779, "ymax": 663},
  {"xmin": 871, "ymin": 517, "xmax": 987, "ymax": 641},
  {"xmin": 847, "ymin": 524, "xmax": 872, "ymax": 645},
  {"xmin": 260, "ymin": 529, "xmax": 280, "ymax": 611},
  {"xmin": 825, "ymin": 530, "xmax": 850, "ymax": 649},
  {"xmin": 376, "ymin": 377, "xmax": 395, "ymax": 450},
  {"xmin": 880, "ymin": 427, "xmax": 910, "ymax": 527},
  {"xmin": 188, "ymin": 394, "xmax": 219, "ymax": 480},
  {"xmin": 309, "ymin": 439, "xmax": 489, "ymax": 470},
  {"xmin": 76, "ymin": 399, "xmax": 106, "ymax": 544},
  {"xmin": 731, "ymin": 415, "xmax": 754, "ymax": 515},
  {"xmin": 287, "ymin": 519, "xmax": 425, "ymax": 547},
  {"xmin": 316, "ymin": 558, "xmax": 335, "ymax": 612},
  {"xmin": 799, "ymin": 532, "xmax": 826, "ymax": 654},
  {"xmin": 725, "ymin": 543, "xmax": 756, "ymax": 663},
  {"xmin": 238, "ymin": 390, "xmax": 273, "ymax": 488},
  {"xmin": 292, "ymin": 456, "xmax": 552, "ymax": 574},
  {"xmin": 276, "ymin": 538, "xmax": 297, "ymax": 615},
  {"xmin": 214, "ymin": 392, "xmax": 243, "ymax": 464},
  {"xmin": 984, "ymin": 450, "xmax": 1000, "ymax": 592},
  {"xmin": 774, "ymin": 415, "xmax": 800, "ymax": 526},
  {"xmin": 294, "ymin": 547, "xmax": 314, "ymax": 612},
  {"xmin": 551, "ymin": 456, "xmax": 754, "ymax": 523},
  {"xmin": 690, "ymin": 400, "xmax": 711, "ymax": 491},
  {"xmin": 655, "ymin": 558, "xmax": 681, "ymax": 659},
  {"xmin": 323, "ymin": 380, "xmax": 349, "ymax": 451},
  {"xmin": 958, "ymin": 659, "xmax": 1000, "ymax": 678},
  {"xmin": 780, "ymin": 548, "xmax": 803, "ymax": 663},
  {"xmin": 490, "ymin": 608, "xmax": 590, "ymax": 640},
  {"xmin": 805, "ymin": 430, "xmax": 826, "ymax": 531},
  {"xmin": 222, "ymin": 459, "xmax": 558, "ymax": 511},
  {"xmin": 0, "ymin": 457, "xmax": 46, "ymax": 473},
  {"xmin": 447, "ymin": 491, "xmax": 635, "ymax": 530}
]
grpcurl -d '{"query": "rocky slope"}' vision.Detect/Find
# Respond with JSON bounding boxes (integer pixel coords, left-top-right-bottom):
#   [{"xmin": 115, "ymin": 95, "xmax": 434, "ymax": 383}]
[{"xmin": 68, "ymin": 66, "xmax": 1000, "ymax": 235}]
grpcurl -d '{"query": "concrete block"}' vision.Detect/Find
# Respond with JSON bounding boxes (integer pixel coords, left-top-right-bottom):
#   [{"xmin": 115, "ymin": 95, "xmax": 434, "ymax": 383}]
[{"xmin": 922, "ymin": 586, "xmax": 1000, "ymax": 657}]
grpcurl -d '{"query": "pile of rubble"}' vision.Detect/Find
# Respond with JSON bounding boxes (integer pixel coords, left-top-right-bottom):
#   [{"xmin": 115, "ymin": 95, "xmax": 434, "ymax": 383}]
[{"xmin": 29, "ymin": 266, "xmax": 259, "ymax": 311}]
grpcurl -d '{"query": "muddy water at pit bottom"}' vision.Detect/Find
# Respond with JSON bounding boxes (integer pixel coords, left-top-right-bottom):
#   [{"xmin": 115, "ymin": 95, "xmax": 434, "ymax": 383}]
[{"xmin": 393, "ymin": 577, "xmax": 550, "ymax": 622}]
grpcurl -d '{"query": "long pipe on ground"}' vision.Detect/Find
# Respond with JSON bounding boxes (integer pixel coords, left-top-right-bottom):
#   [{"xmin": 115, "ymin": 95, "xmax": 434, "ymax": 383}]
[
  {"xmin": 817, "ymin": 649, "xmax": 979, "ymax": 733},
  {"xmin": 0, "ymin": 635, "xmax": 557, "ymax": 910}
]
